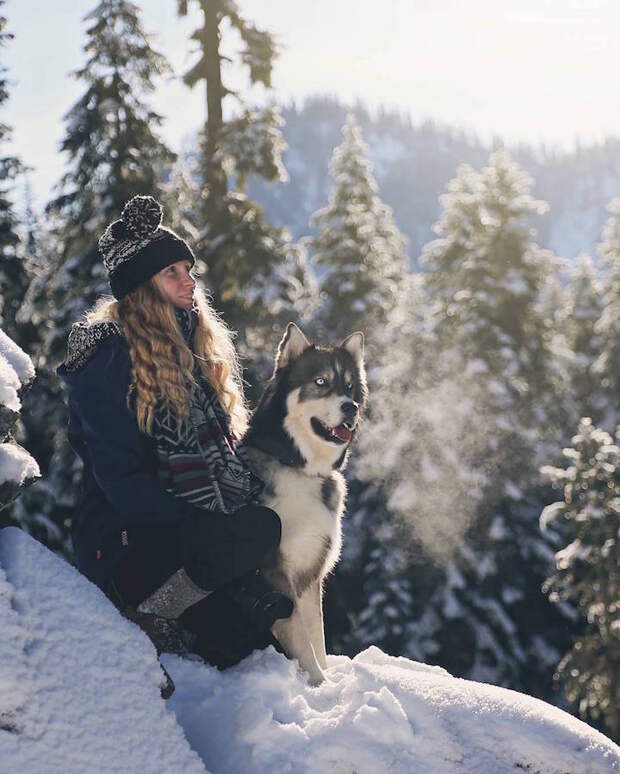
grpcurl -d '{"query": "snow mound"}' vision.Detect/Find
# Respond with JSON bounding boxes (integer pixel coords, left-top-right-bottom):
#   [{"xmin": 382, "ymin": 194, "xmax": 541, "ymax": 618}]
[
  {"xmin": 1, "ymin": 526, "xmax": 618, "ymax": 774},
  {"xmin": 0, "ymin": 527, "xmax": 204, "ymax": 773},
  {"xmin": 164, "ymin": 646, "xmax": 619, "ymax": 774}
]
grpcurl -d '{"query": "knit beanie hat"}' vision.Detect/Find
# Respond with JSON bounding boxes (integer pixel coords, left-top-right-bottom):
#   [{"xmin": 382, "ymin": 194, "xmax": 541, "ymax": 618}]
[{"xmin": 98, "ymin": 195, "xmax": 195, "ymax": 300}]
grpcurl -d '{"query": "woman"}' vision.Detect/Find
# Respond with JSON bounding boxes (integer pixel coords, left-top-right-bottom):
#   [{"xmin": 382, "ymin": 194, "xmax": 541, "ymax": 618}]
[{"xmin": 56, "ymin": 195, "xmax": 292, "ymax": 674}]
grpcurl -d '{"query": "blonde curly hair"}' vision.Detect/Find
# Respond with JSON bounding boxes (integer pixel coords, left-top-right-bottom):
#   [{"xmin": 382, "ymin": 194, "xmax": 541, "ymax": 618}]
[{"xmin": 85, "ymin": 279, "xmax": 249, "ymax": 440}]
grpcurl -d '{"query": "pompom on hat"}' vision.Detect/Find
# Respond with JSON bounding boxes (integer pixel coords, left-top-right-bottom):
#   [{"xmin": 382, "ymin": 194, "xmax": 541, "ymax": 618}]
[{"xmin": 98, "ymin": 195, "xmax": 195, "ymax": 300}]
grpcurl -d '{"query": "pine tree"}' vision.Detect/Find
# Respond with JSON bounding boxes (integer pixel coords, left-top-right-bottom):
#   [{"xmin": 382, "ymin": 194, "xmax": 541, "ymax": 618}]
[
  {"xmin": 16, "ymin": 0, "xmax": 175, "ymax": 554},
  {"xmin": 346, "ymin": 275, "xmax": 499, "ymax": 666},
  {"xmin": 594, "ymin": 199, "xmax": 620, "ymax": 432},
  {"xmin": 349, "ymin": 151, "xmax": 570, "ymax": 699},
  {"xmin": 423, "ymin": 151, "xmax": 559, "ymax": 453},
  {"xmin": 0, "ymin": 3, "xmax": 27, "ymax": 342},
  {"xmin": 536, "ymin": 266, "xmax": 576, "ymax": 448},
  {"xmin": 353, "ymin": 515, "xmax": 416, "ymax": 656},
  {"xmin": 176, "ymin": 0, "xmax": 316, "ymax": 374},
  {"xmin": 39, "ymin": 0, "xmax": 175, "ymax": 361},
  {"xmin": 566, "ymin": 254, "xmax": 605, "ymax": 426},
  {"xmin": 541, "ymin": 418, "xmax": 620, "ymax": 741},
  {"xmin": 310, "ymin": 113, "xmax": 408, "ymax": 343}
]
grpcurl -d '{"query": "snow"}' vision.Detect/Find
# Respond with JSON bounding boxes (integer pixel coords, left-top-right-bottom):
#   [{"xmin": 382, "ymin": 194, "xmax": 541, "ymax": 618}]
[
  {"xmin": 504, "ymin": 480, "xmax": 523, "ymax": 501},
  {"xmin": 0, "ymin": 332, "xmax": 40, "ymax": 487},
  {"xmin": 539, "ymin": 500, "xmax": 566, "ymax": 530},
  {"xmin": 0, "ymin": 351, "xmax": 22, "ymax": 413},
  {"xmin": 78, "ymin": 647, "xmax": 620, "ymax": 774},
  {"xmin": 556, "ymin": 538, "xmax": 591, "ymax": 570},
  {"xmin": 0, "ymin": 329, "xmax": 35, "ymax": 389},
  {"xmin": 1, "ymin": 526, "xmax": 619, "ymax": 774},
  {"xmin": 0, "ymin": 561, "xmax": 31, "ymax": 734},
  {"xmin": 0, "ymin": 443, "xmax": 40, "ymax": 486},
  {"xmin": 0, "ymin": 527, "xmax": 204, "ymax": 773}
]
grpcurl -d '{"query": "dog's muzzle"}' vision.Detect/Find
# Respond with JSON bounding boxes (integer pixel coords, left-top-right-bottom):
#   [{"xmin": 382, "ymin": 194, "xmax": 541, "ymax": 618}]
[
  {"xmin": 341, "ymin": 400, "xmax": 359, "ymax": 422},
  {"xmin": 311, "ymin": 400, "xmax": 359, "ymax": 445}
]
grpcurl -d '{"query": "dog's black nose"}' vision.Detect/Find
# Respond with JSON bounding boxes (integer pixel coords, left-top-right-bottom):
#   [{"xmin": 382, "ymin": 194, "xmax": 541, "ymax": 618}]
[{"xmin": 341, "ymin": 401, "xmax": 359, "ymax": 419}]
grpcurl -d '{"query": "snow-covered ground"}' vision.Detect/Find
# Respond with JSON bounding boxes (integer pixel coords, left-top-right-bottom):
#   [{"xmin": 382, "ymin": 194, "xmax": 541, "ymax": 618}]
[
  {"xmin": 0, "ymin": 527, "xmax": 204, "ymax": 773},
  {"xmin": 1, "ymin": 526, "xmax": 618, "ymax": 774}
]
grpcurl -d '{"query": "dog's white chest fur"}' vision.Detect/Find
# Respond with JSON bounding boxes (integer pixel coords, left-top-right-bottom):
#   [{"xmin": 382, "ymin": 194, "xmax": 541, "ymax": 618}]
[{"xmin": 245, "ymin": 449, "xmax": 345, "ymax": 595}]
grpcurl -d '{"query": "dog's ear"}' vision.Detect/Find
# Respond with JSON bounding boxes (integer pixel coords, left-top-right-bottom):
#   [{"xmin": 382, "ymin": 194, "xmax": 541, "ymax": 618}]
[
  {"xmin": 275, "ymin": 323, "xmax": 311, "ymax": 372},
  {"xmin": 340, "ymin": 331, "xmax": 364, "ymax": 369}
]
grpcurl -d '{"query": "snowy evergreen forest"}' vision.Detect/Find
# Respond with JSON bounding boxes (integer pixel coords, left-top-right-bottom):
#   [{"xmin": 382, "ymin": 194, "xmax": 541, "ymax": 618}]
[{"xmin": 0, "ymin": 0, "xmax": 618, "ymax": 747}]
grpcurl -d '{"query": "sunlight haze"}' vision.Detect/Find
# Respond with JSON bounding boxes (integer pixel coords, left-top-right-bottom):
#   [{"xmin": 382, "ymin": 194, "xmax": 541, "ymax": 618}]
[{"xmin": 4, "ymin": 0, "xmax": 619, "ymax": 205}]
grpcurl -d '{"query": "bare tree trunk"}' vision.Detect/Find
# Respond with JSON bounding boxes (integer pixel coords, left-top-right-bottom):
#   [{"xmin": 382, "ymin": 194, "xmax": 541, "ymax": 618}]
[{"xmin": 200, "ymin": 0, "xmax": 227, "ymax": 224}]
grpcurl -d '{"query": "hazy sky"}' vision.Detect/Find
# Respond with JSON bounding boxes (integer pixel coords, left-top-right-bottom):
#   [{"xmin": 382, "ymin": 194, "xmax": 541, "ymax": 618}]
[{"xmin": 4, "ymin": 0, "xmax": 620, "ymax": 207}]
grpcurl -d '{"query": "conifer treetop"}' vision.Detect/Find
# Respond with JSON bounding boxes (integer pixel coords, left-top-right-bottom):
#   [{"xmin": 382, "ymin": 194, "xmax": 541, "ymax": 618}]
[
  {"xmin": 48, "ymin": 0, "xmax": 174, "ymax": 227},
  {"xmin": 34, "ymin": 0, "xmax": 175, "ymax": 364},
  {"xmin": 178, "ymin": 0, "xmax": 278, "ymax": 90},
  {"xmin": 421, "ymin": 149, "xmax": 558, "ymax": 391},
  {"xmin": 177, "ymin": 0, "xmax": 285, "ymax": 196},
  {"xmin": 310, "ymin": 113, "xmax": 408, "ymax": 338}
]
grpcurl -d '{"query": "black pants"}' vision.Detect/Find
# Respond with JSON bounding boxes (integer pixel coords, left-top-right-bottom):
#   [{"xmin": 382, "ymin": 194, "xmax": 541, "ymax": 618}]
[{"xmin": 105, "ymin": 510, "xmax": 282, "ymax": 668}]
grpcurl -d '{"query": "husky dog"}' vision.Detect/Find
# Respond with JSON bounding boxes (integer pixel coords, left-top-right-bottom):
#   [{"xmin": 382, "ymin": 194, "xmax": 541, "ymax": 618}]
[{"xmin": 243, "ymin": 323, "xmax": 367, "ymax": 685}]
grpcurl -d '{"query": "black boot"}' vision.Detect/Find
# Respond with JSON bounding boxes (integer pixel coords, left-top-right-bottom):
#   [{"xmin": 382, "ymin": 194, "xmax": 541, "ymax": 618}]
[
  {"xmin": 180, "ymin": 584, "xmax": 287, "ymax": 670},
  {"xmin": 222, "ymin": 569, "xmax": 294, "ymax": 631}
]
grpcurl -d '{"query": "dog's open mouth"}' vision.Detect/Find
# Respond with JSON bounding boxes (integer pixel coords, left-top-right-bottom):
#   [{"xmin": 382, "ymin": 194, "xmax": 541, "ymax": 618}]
[{"xmin": 311, "ymin": 417, "xmax": 353, "ymax": 445}]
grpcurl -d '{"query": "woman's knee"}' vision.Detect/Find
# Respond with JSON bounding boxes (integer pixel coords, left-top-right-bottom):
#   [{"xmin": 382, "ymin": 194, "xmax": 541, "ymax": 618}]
[
  {"xmin": 241, "ymin": 504, "xmax": 281, "ymax": 559},
  {"xmin": 181, "ymin": 504, "xmax": 282, "ymax": 589}
]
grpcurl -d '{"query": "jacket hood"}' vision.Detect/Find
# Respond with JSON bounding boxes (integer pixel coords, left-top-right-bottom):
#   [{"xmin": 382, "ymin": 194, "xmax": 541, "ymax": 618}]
[
  {"xmin": 57, "ymin": 320, "xmax": 123, "ymax": 382},
  {"xmin": 57, "ymin": 306, "xmax": 195, "ymax": 384}
]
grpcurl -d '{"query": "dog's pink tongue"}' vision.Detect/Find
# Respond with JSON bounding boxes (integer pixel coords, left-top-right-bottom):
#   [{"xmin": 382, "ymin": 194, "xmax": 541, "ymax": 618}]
[{"xmin": 333, "ymin": 424, "xmax": 352, "ymax": 443}]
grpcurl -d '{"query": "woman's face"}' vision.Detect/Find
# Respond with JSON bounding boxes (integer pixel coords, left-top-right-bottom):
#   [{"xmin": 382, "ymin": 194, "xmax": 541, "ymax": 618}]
[{"xmin": 156, "ymin": 260, "xmax": 196, "ymax": 310}]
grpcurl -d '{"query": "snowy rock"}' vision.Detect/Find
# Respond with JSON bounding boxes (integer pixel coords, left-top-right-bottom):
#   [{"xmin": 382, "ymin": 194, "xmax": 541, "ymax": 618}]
[
  {"xmin": 0, "ymin": 333, "xmax": 40, "ymax": 504},
  {"xmin": 0, "ymin": 351, "xmax": 22, "ymax": 415},
  {"xmin": 1, "ymin": 527, "xmax": 619, "ymax": 773},
  {"xmin": 0, "ymin": 329, "xmax": 35, "ymax": 391},
  {"xmin": 0, "ymin": 561, "xmax": 32, "ymax": 735},
  {"xmin": 0, "ymin": 442, "xmax": 40, "ymax": 487},
  {"xmin": 0, "ymin": 527, "xmax": 204, "ymax": 773}
]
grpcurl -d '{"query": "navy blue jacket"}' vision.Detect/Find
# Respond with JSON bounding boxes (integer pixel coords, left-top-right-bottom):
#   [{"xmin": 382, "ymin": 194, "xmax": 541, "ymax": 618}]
[{"xmin": 57, "ymin": 328, "xmax": 218, "ymax": 589}]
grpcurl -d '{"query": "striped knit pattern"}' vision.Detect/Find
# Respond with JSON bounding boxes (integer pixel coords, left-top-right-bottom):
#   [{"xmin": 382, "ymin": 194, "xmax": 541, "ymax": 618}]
[{"xmin": 152, "ymin": 309, "xmax": 263, "ymax": 514}]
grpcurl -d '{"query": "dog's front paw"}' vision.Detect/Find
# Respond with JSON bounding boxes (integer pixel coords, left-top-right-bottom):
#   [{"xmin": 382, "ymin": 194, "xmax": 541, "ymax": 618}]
[{"xmin": 306, "ymin": 667, "xmax": 325, "ymax": 687}]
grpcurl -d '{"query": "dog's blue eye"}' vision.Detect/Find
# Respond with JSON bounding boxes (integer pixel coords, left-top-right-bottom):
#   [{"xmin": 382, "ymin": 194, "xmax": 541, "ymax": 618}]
[{"xmin": 315, "ymin": 377, "xmax": 326, "ymax": 386}]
